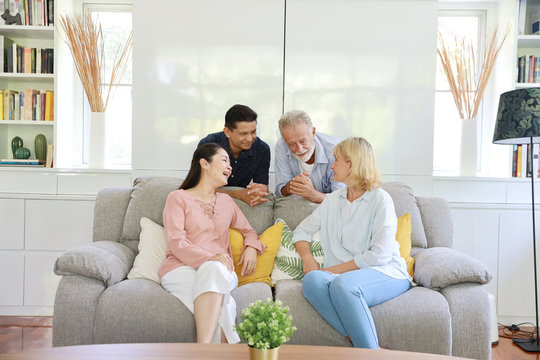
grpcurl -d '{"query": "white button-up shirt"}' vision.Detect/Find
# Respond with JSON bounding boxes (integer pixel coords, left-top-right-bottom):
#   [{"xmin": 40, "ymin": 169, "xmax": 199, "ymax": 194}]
[{"xmin": 292, "ymin": 187, "xmax": 411, "ymax": 281}]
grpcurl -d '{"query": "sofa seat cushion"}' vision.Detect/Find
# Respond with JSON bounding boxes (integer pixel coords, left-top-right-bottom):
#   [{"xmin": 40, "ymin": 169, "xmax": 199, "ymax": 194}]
[
  {"xmin": 274, "ymin": 280, "xmax": 452, "ymax": 355},
  {"xmin": 94, "ymin": 278, "xmax": 273, "ymax": 344},
  {"xmin": 94, "ymin": 279, "xmax": 196, "ymax": 344}
]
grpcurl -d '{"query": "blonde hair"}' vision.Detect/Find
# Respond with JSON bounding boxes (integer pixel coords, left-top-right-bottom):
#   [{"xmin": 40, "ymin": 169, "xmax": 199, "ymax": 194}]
[
  {"xmin": 278, "ymin": 110, "xmax": 313, "ymax": 132},
  {"xmin": 333, "ymin": 137, "xmax": 381, "ymax": 191}
]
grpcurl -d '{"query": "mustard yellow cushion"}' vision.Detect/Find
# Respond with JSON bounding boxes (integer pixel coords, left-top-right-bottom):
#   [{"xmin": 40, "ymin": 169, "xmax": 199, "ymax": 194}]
[
  {"xmin": 229, "ymin": 222, "xmax": 283, "ymax": 287},
  {"xmin": 396, "ymin": 213, "xmax": 415, "ymax": 277}
]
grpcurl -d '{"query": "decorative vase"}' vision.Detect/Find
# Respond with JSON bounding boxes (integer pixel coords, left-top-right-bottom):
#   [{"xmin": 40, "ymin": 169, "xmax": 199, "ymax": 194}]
[
  {"xmin": 11, "ymin": 136, "xmax": 23, "ymax": 157},
  {"xmin": 34, "ymin": 134, "xmax": 47, "ymax": 162},
  {"xmin": 248, "ymin": 346, "xmax": 280, "ymax": 360},
  {"xmin": 89, "ymin": 111, "xmax": 106, "ymax": 168},
  {"xmin": 459, "ymin": 117, "xmax": 478, "ymax": 177},
  {"xmin": 14, "ymin": 147, "xmax": 31, "ymax": 159}
]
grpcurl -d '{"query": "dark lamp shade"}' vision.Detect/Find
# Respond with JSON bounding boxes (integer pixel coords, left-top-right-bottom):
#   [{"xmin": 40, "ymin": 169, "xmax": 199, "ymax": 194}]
[{"xmin": 493, "ymin": 88, "xmax": 540, "ymax": 145}]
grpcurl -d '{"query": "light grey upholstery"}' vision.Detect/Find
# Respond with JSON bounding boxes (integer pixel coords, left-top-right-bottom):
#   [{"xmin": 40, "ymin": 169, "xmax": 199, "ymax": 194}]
[{"xmin": 53, "ymin": 178, "xmax": 492, "ymax": 360}]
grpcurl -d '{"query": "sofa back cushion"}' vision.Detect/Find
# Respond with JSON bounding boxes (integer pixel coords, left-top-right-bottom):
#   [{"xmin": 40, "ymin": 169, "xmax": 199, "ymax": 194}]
[
  {"xmin": 273, "ymin": 196, "xmax": 319, "ymax": 231},
  {"xmin": 224, "ymin": 186, "xmax": 275, "ymax": 235},
  {"xmin": 382, "ymin": 182, "xmax": 427, "ymax": 248},
  {"xmin": 120, "ymin": 177, "xmax": 182, "ymax": 252}
]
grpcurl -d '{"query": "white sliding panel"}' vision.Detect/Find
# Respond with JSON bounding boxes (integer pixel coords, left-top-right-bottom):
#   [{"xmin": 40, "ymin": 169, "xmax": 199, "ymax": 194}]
[
  {"xmin": 133, "ymin": 0, "xmax": 285, "ymax": 170},
  {"xmin": 284, "ymin": 0, "xmax": 438, "ymax": 176}
]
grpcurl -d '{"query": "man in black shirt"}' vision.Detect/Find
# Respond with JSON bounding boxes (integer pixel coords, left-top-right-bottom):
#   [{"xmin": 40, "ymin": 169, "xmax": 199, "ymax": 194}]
[{"xmin": 198, "ymin": 104, "xmax": 270, "ymax": 207}]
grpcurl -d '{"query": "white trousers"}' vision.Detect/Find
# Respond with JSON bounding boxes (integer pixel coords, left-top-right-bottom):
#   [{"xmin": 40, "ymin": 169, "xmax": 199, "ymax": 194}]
[{"xmin": 161, "ymin": 261, "xmax": 240, "ymax": 343}]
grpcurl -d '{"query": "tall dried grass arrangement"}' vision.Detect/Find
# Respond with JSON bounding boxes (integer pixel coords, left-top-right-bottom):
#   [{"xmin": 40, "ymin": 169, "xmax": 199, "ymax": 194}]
[
  {"xmin": 59, "ymin": 12, "xmax": 132, "ymax": 113},
  {"xmin": 437, "ymin": 27, "xmax": 508, "ymax": 120}
]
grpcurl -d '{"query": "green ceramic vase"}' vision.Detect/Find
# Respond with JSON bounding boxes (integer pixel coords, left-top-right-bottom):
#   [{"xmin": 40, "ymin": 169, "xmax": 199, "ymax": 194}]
[
  {"xmin": 14, "ymin": 147, "xmax": 31, "ymax": 159},
  {"xmin": 11, "ymin": 136, "xmax": 23, "ymax": 157},
  {"xmin": 34, "ymin": 134, "xmax": 47, "ymax": 162}
]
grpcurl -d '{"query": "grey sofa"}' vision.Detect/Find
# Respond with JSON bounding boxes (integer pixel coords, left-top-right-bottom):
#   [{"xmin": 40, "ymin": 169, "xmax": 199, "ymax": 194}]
[{"xmin": 53, "ymin": 176, "xmax": 492, "ymax": 359}]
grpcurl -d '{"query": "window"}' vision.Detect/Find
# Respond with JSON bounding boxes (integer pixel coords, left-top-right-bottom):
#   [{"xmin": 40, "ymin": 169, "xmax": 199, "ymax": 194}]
[
  {"xmin": 83, "ymin": 4, "xmax": 132, "ymax": 168},
  {"xmin": 434, "ymin": 11, "xmax": 484, "ymax": 175}
]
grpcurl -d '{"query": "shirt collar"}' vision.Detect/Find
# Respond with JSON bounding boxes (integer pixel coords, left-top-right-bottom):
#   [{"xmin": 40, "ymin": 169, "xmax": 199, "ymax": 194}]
[
  {"xmin": 338, "ymin": 188, "xmax": 376, "ymax": 203},
  {"xmin": 313, "ymin": 134, "xmax": 330, "ymax": 164}
]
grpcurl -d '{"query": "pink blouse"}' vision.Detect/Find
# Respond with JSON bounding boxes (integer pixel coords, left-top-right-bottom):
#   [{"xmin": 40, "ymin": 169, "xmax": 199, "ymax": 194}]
[{"xmin": 158, "ymin": 190, "xmax": 266, "ymax": 278}]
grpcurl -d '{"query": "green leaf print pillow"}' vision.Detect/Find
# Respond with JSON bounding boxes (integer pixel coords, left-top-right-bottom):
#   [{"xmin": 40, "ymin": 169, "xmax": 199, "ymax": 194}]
[{"xmin": 270, "ymin": 218, "xmax": 324, "ymax": 283}]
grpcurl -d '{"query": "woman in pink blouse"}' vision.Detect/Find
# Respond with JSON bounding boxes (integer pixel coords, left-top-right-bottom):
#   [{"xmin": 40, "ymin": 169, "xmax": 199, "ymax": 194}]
[{"xmin": 159, "ymin": 143, "xmax": 267, "ymax": 344}]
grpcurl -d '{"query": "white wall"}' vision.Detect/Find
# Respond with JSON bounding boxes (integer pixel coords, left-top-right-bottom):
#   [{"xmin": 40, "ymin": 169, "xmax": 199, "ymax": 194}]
[{"xmin": 132, "ymin": 0, "xmax": 438, "ymax": 176}]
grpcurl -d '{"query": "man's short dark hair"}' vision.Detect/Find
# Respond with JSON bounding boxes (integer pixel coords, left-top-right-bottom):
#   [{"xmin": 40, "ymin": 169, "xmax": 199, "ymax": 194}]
[{"xmin": 224, "ymin": 104, "xmax": 257, "ymax": 129}]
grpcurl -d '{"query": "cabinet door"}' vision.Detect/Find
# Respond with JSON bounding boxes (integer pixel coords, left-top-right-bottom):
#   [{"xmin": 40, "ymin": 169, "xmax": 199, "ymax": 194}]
[
  {"xmin": 25, "ymin": 199, "xmax": 95, "ymax": 251},
  {"xmin": 24, "ymin": 253, "xmax": 61, "ymax": 306},
  {"xmin": 0, "ymin": 254, "xmax": 24, "ymax": 305},
  {"xmin": 0, "ymin": 198, "xmax": 24, "ymax": 249}
]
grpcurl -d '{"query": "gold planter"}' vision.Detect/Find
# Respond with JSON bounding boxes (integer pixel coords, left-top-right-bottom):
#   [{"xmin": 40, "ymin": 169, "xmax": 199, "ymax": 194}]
[{"xmin": 248, "ymin": 346, "xmax": 280, "ymax": 360}]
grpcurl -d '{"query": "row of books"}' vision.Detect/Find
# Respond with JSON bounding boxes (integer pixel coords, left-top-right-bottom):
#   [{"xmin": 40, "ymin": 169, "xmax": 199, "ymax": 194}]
[
  {"xmin": 0, "ymin": 36, "xmax": 53, "ymax": 74},
  {"xmin": 0, "ymin": 88, "xmax": 53, "ymax": 120},
  {"xmin": 0, "ymin": 0, "xmax": 54, "ymax": 26},
  {"xmin": 0, "ymin": 144, "xmax": 53, "ymax": 167},
  {"xmin": 517, "ymin": 55, "xmax": 540, "ymax": 83},
  {"xmin": 512, "ymin": 144, "xmax": 540, "ymax": 177}
]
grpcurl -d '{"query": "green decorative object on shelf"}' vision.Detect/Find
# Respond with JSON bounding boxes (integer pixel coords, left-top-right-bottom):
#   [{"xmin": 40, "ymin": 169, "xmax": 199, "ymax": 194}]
[
  {"xmin": 34, "ymin": 134, "xmax": 47, "ymax": 162},
  {"xmin": 14, "ymin": 146, "xmax": 31, "ymax": 159},
  {"xmin": 11, "ymin": 136, "xmax": 23, "ymax": 157}
]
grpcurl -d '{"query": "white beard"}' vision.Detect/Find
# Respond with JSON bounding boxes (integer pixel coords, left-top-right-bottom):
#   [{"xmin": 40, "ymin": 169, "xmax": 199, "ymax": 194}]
[{"xmin": 292, "ymin": 145, "xmax": 315, "ymax": 163}]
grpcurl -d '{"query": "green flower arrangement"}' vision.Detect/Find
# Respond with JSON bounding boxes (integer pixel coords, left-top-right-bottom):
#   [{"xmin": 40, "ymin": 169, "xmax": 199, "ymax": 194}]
[{"xmin": 236, "ymin": 298, "xmax": 296, "ymax": 350}]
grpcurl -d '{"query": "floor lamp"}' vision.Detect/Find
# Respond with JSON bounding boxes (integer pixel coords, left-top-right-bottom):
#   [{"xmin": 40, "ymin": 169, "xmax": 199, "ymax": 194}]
[{"xmin": 494, "ymin": 88, "xmax": 540, "ymax": 352}]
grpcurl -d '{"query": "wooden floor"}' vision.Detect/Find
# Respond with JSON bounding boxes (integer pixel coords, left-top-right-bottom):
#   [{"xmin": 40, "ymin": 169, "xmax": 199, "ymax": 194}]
[{"xmin": 0, "ymin": 316, "xmax": 538, "ymax": 359}]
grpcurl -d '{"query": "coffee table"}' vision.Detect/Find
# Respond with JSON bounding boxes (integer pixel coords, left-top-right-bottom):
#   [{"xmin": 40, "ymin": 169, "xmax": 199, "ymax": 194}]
[{"xmin": 0, "ymin": 343, "xmax": 472, "ymax": 359}]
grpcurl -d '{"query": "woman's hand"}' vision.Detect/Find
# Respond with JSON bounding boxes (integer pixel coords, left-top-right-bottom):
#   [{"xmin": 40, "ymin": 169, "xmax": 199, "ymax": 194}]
[
  {"xmin": 238, "ymin": 246, "xmax": 258, "ymax": 276},
  {"xmin": 302, "ymin": 255, "xmax": 320, "ymax": 274},
  {"xmin": 209, "ymin": 253, "xmax": 234, "ymax": 272}
]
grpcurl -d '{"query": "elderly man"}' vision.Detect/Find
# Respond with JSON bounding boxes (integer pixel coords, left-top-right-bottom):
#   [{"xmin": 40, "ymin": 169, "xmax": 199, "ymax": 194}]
[
  {"xmin": 199, "ymin": 104, "xmax": 270, "ymax": 207},
  {"xmin": 274, "ymin": 110, "xmax": 345, "ymax": 204}
]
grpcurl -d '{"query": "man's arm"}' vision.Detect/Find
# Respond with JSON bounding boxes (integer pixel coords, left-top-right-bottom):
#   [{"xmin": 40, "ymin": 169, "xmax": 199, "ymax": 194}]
[
  {"xmin": 274, "ymin": 140, "xmax": 297, "ymax": 195},
  {"xmin": 216, "ymin": 185, "xmax": 269, "ymax": 207}
]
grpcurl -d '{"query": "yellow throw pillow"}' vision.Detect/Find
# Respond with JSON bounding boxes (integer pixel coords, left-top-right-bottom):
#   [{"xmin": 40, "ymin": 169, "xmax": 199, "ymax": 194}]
[
  {"xmin": 396, "ymin": 213, "xmax": 415, "ymax": 277},
  {"xmin": 229, "ymin": 222, "xmax": 283, "ymax": 287}
]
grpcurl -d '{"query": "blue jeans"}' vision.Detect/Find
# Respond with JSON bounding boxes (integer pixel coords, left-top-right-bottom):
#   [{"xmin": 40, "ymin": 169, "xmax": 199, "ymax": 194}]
[{"xmin": 302, "ymin": 268, "xmax": 410, "ymax": 349}]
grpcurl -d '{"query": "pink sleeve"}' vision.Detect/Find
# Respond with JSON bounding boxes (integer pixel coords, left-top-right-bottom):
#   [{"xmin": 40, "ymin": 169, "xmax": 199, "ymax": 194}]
[
  {"xmin": 163, "ymin": 192, "xmax": 214, "ymax": 268},
  {"xmin": 230, "ymin": 199, "xmax": 267, "ymax": 254}
]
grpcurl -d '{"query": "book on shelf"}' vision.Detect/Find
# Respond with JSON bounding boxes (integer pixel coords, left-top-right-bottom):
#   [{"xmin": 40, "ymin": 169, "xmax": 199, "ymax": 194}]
[
  {"xmin": 519, "ymin": 56, "xmax": 526, "ymax": 83},
  {"xmin": 45, "ymin": 144, "xmax": 53, "ymax": 168},
  {"xmin": 0, "ymin": 158, "xmax": 44, "ymax": 167},
  {"xmin": 511, "ymin": 144, "xmax": 540, "ymax": 178}
]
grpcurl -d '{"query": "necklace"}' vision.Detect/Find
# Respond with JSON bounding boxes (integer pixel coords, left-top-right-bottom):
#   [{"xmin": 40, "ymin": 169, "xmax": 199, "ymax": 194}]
[{"xmin": 196, "ymin": 193, "xmax": 217, "ymax": 219}]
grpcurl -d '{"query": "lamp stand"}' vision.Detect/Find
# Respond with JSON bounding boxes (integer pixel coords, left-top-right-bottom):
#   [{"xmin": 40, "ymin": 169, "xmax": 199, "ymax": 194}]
[{"xmin": 514, "ymin": 137, "xmax": 540, "ymax": 352}]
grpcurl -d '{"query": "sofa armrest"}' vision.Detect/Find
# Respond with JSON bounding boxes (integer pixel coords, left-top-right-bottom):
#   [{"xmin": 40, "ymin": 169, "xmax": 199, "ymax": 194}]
[
  {"xmin": 54, "ymin": 241, "xmax": 136, "ymax": 287},
  {"xmin": 413, "ymin": 247, "xmax": 492, "ymax": 290}
]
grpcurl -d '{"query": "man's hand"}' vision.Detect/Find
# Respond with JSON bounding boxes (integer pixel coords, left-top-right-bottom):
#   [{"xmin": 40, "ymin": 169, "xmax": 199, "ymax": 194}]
[
  {"xmin": 245, "ymin": 183, "xmax": 269, "ymax": 207},
  {"xmin": 217, "ymin": 185, "xmax": 269, "ymax": 207},
  {"xmin": 238, "ymin": 246, "xmax": 258, "ymax": 276},
  {"xmin": 287, "ymin": 173, "xmax": 325, "ymax": 204},
  {"xmin": 209, "ymin": 253, "xmax": 234, "ymax": 272}
]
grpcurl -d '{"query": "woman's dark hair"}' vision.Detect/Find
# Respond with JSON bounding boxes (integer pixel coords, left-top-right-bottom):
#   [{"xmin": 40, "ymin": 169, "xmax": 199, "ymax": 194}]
[{"xmin": 180, "ymin": 143, "xmax": 224, "ymax": 190}]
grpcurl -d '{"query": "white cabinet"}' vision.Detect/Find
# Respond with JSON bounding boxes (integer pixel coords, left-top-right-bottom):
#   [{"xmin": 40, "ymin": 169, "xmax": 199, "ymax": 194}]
[
  {"xmin": 0, "ymin": 254, "xmax": 24, "ymax": 305},
  {"xmin": 0, "ymin": 198, "xmax": 24, "ymax": 249},
  {"xmin": 25, "ymin": 199, "xmax": 94, "ymax": 250},
  {"xmin": 24, "ymin": 253, "xmax": 61, "ymax": 306}
]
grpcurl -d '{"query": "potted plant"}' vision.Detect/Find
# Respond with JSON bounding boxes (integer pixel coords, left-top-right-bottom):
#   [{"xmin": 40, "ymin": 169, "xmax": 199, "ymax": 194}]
[{"xmin": 236, "ymin": 298, "xmax": 296, "ymax": 360}]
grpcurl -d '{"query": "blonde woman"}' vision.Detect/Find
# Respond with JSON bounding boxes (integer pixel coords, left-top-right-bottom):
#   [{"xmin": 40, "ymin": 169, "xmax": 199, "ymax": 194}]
[{"xmin": 292, "ymin": 137, "xmax": 411, "ymax": 348}]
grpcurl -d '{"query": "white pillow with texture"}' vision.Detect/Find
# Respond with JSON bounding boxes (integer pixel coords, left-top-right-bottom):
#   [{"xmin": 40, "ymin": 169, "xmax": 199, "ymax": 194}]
[
  {"xmin": 127, "ymin": 217, "xmax": 168, "ymax": 283},
  {"xmin": 270, "ymin": 218, "xmax": 324, "ymax": 283}
]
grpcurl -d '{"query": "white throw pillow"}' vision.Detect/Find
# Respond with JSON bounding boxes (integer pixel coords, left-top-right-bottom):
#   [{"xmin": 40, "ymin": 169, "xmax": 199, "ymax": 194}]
[
  {"xmin": 127, "ymin": 217, "xmax": 168, "ymax": 283},
  {"xmin": 270, "ymin": 218, "xmax": 324, "ymax": 283}
]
